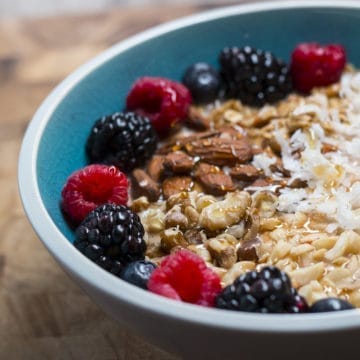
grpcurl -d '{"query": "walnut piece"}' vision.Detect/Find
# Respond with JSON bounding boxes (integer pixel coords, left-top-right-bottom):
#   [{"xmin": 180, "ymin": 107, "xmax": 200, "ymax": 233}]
[
  {"xmin": 199, "ymin": 191, "xmax": 251, "ymax": 232},
  {"xmin": 160, "ymin": 227, "xmax": 188, "ymax": 253}
]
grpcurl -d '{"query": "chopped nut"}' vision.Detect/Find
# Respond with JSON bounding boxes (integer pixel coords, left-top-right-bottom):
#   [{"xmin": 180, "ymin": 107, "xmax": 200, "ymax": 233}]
[
  {"xmin": 230, "ymin": 164, "xmax": 261, "ymax": 181},
  {"xmin": 143, "ymin": 209, "xmax": 165, "ymax": 233},
  {"xmin": 147, "ymin": 155, "xmax": 164, "ymax": 182},
  {"xmin": 237, "ymin": 237, "xmax": 260, "ymax": 261},
  {"xmin": 130, "ymin": 196, "xmax": 150, "ymax": 212},
  {"xmin": 194, "ymin": 162, "xmax": 235, "ymax": 196},
  {"xmin": 243, "ymin": 214, "xmax": 260, "ymax": 243},
  {"xmin": 222, "ymin": 261, "xmax": 256, "ymax": 286},
  {"xmin": 289, "ymin": 262, "xmax": 325, "ymax": 287},
  {"xmin": 186, "ymin": 106, "xmax": 211, "ymax": 130},
  {"xmin": 226, "ymin": 223, "xmax": 246, "ymax": 239},
  {"xmin": 162, "ymin": 176, "xmax": 193, "ymax": 199},
  {"xmin": 163, "ymin": 151, "xmax": 194, "ymax": 174},
  {"xmin": 165, "ymin": 205, "xmax": 188, "ymax": 230},
  {"xmin": 132, "ymin": 168, "xmax": 160, "ymax": 202},
  {"xmin": 195, "ymin": 193, "xmax": 217, "ymax": 212},
  {"xmin": 290, "ymin": 244, "xmax": 315, "ymax": 257},
  {"xmin": 287, "ymin": 178, "xmax": 307, "ymax": 188},
  {"xmin": 321, "ymin": 142, "xmax": 338, "ymax": 154},
  {"xmin": 207, "ymin": 234, "xmax": 238, "ymax": 269},
  {"xmin": 160, "ymin": 227, "xmax": 188, "ymax": 253},
  {"xmin": 217, "ymin": 125, "xmax": 246, "ymax": 140},
  {"xmin": 259, "ymin": 217, "xmax": 281, "ymax": 231},
  {"xmin": 325, "ymin": 230, "xmax": 360, "ymax": 261},
  {"xmin": 157, "ymin": 130, "xmax": 220, "ymax": 154},
  {"xmin": 252, "ymin": 105, "xmax": 278, "ymax": 127},
  {"xmin": 199, "ymin": 191, "xmax": 251, "ymax": 232},
  {"xmin": 184, "ymin": 229, "xmax": 206, "ymax": 245},
  {"xmin": 248, "ymin": 178, "xmax": 271, "ymax": 188},
  {"xmin": 252, "ymin": 191, "xmax": 278, "ymax": 218},
  {"xmin": 184, "ymin": 206, "xmax": 199, "ymax": 226},
  {"xmin": 166, "ymin": 191, "xmax": 195, "ymax": 211},
  {"xmin": 185, "ymin": 137, "xmax": 253, "ymax": 166},
  {"xmin": 187, "ymin": 244, "xmax": 212, "ymax": 262}
]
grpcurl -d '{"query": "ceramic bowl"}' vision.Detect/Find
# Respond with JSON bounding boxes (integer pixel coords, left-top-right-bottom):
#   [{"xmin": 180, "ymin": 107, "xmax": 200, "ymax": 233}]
[{"xmin": 19, "ymin": 2, "xmax": 360, "ymax": 359}]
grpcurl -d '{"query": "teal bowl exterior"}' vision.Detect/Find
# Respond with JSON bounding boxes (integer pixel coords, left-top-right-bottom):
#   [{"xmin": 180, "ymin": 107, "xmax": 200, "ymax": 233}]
[{"xmin": 19, "ymin": 2, "xmax": 360, "ymax": 359}]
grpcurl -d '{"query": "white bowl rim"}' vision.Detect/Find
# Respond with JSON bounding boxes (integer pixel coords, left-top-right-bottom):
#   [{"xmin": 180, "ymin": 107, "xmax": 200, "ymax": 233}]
[{"xmin": 18, "ymin": 0, "xmax": 360, "ymax": 334}]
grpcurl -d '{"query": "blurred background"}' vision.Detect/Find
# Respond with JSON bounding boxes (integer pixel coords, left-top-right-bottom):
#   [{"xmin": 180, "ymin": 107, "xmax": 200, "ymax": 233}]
[{"xmin": 0, "ymin": 0, "xmax": 242, "ymax": 19}]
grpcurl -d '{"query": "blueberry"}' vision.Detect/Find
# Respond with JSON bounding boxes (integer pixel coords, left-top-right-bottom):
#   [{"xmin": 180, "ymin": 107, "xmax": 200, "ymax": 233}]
[
  {"xmin": 310, "ymin": 298, "xmax": 355, "ymax": 312},
  {"xmin": 120, "ymin": 260, "xmax": 157, "ymax": 289},
  {"xmin": 182, "ymin": 62, "xmax": 221, "ymax": 104}
]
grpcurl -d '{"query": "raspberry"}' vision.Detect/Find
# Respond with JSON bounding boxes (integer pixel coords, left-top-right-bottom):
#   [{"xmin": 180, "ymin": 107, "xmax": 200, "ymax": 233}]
[
  {"xmin": 215, "ymin": 266, "xmax": 309, "ymax": 313},
  {"xmin": 148, "ymin": 249, "xmax": 221, "ymax": 306},
  {"xmin": 219, "ymin": 46, "xmax": 292, "ymax": 107},
  {"xmin": 126, "ymin": 77, "xmax": 192, "ymax": 134},
  {"xmin": 74, "ymin": 203, "xmax": 146, "ymax": 274},
  {"xmin": 61, "ymin": 164, "xmax": 128, "ymax": 223},
  {"xmin": 290, "ymin": 43, "xmax": 346, "ymax": 93},
  {"xmin": 86, "ymin": 112, "xmax": 158, "ymax": 172}
]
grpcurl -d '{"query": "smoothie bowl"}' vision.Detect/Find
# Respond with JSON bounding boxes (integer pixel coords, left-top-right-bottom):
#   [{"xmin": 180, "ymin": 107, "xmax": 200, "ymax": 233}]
[{"xmin": 18, "ymin": 2, "xmax": 360, "ymax": 359}]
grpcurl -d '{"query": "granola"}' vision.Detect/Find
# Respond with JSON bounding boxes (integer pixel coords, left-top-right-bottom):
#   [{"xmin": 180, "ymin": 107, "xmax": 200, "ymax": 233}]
[{"xmin": 131, "ymin": 71, "xmax": 360, "ymax": 307}]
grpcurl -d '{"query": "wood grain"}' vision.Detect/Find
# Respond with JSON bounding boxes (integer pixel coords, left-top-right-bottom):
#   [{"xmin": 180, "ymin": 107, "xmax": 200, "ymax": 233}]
[{"xmin": 0, "ymin": 4, "xmax": 251, "ymax": 358}]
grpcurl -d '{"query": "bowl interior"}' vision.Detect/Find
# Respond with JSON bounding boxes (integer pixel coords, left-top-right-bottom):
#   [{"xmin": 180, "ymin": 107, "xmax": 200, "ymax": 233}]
[{"xmin": 36, "ymin": 5, "xmax": 360, "ymax": 243}]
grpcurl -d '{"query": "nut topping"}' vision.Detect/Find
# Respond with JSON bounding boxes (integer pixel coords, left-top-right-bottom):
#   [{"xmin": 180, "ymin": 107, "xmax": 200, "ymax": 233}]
[
  {"xmin": 230, "ymin": 164, "xmax": 261, "ymax": 181},
  {"xmin": 132, "ymin": 168, "xmax": 160, "ymax": 202},
  {"xmin": 163, "ymin": 151, "xmax": 194, "ymax": 174},
  {"xmin": 185, "ymin": 137, "xmax": 253, "ymax": 166},
  {"xmin": 147, "ymin": 155, "xmax": 164, "ymax": 182},
  {"xmin": 186, "ymin": 106, "xmax": 211, "ymax": 130},
  {"xmin": 162, "ymin": 176, "xmax": 193, "ymax": 199},
  {"xmin": 194, "ymin": 162, "xmax": 235, "ymax": 196}
]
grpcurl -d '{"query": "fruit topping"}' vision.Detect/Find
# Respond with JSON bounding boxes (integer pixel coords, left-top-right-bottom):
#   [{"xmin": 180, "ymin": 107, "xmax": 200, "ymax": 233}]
[
  {"xmin": 148, "ymin": 249, "xmax": 222, "ymax": 306},
  {"xmin": 290, "ymin": 43, "xmax": 346, "ymax": 93},
  {"xmin": 309, "ymin": 297, "xmax": 355, "ymax": 312},
  {"xmin": 215, "ymin": 266, "xmax": 308, "ymax": 313},
  {"xmin": 126, "ymin": 77, "xmax": 192, "ymax": 134},
  {"xmin": 182, "ymin": 62, "xmax": 221, "ymax": 104},
  {"xmin": 219, "ymin": 46, "xmax": 292, "ymax": 107},
  {"xmin": 120, "ymin": 260, "xmax": 157, "ymax": 289},
  {"xmin": 61, "ymin": 164, "xmax": 129, "ymax": 223},
  {"xmin": 74, "ymin": 203, "xmax": 146, "ymax": 274},
  {"xmin": 86, "ymin": 111, "xmax": 158, "ymax": 172}
]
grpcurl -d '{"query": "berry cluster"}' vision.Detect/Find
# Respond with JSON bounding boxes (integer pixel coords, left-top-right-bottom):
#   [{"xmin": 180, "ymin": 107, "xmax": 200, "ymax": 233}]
[{"xmin": 58, "ymin": 40, "xmax": 354, "ymax": 312}]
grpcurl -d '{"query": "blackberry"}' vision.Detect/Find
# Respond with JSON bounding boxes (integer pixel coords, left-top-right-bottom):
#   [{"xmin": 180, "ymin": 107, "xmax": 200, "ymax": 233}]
[
  {"xmin": 120, "ymin": 260, "xmax": 157, "ymax": 289},
  {"xmin": 310, "ymin": 298, "xmax": 355, "ymax": 312},
  {"xmin": 215, "ymin": 266, "xmax": 308, "ymax": 313},
  {"xmin": 219, "ymin": 46, "xmax": 292, "ymax": 107},
  {"xmin": 74, "ymin": 203, "xmax": 146, "ymax": 276},
  {"xmin": 86, "ymin": 111, "xmax": 158, "ymax": 172},
  {"xmin": 182, "ymin": 62, "xmax": 221, "ymax": 104}
]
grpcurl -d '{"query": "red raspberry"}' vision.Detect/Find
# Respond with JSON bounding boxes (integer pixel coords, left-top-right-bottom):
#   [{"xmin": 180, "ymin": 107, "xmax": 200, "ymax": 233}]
[
  {"xmin": 61, "ymin": 164, "xmax": 128, "ymax": 223},
  {"xmin": 126, "ymin": 77, "xmax": 192, "ymax": 134},
  {"xmin": 148, "ymin": 249, "xmax": 221, "ymax": 307},
  {"xmin": 290, "ymin": 43, "xmax": 346, "ymax": 93}
]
